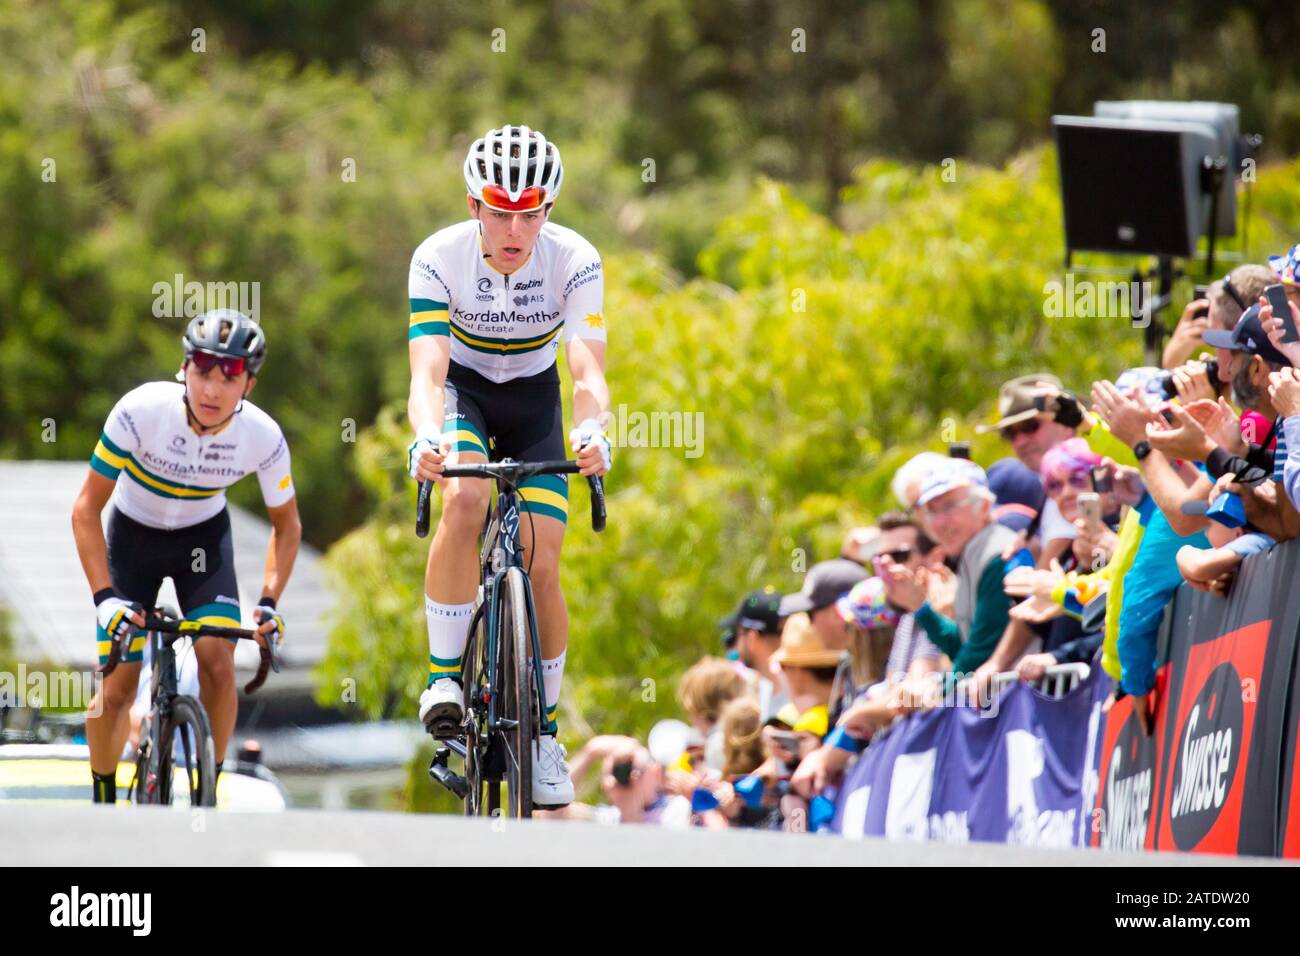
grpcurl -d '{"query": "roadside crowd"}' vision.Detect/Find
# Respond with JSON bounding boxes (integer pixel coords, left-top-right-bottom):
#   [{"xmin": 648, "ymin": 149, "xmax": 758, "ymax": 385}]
[{"xmin": 548, "ymin": 243, "xmax": 1300, "ymax": 830}]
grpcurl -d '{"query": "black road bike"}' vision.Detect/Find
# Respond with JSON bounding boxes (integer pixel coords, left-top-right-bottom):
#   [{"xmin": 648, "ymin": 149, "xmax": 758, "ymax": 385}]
[
  {"xmin": 101, "ymin": 607, "xmax": 277, "ymax": 807},
  {"xmin": 416, "ymin": 459, "xmax": 605, "ymax": 818}
]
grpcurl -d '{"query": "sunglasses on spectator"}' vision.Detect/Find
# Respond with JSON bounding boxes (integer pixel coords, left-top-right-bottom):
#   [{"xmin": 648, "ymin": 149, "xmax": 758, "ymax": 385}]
[
  {"xmin": 189, "ymin": 350, "xmax": 248, "ymax": 379},
  {"xmin": 999, "ymin": 418, "xmax": 1042, "ymax": 442},
  {"xmin": 1044, "ymin": 471, "xmax": 1092, "ymax": 497},
  {"xmin": 1221, "ymin": 274, "xmax": 1248, "ymax": 313},
  {"xmin": 879, "ymin": 547, "xmax": 914, "ymax": 562}
]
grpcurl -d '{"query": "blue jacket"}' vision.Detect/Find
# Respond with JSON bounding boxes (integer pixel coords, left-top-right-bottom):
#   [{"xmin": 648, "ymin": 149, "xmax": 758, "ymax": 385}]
[{"xmin": 1116, "ymin": 495, "xmax": 1209, "ymax": 696}]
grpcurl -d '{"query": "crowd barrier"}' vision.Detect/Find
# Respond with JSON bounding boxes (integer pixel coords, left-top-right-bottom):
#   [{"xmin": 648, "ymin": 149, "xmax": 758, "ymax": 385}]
[{"xmin": 832, "ymin": 538, "xmax": 1300, "ymax": 858}]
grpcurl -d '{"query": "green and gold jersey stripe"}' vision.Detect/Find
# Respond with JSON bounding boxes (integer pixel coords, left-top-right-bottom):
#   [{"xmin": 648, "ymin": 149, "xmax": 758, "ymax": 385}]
[
  {"xmin": 91, "ymin": 432, "xmax": 226, "ymax": 499},
  {"xmin": 89, "ymin": 433, "xmax": 130, "ymax": 479},
  {"xmin": 409, "ymin": 297, "xmax": 451, "ymax": 340},
  {"xmin": 449, "ymin": 321, "xmax": 562, "ymax": 355},
  {"xmin": 121, "ymin": 458, "xmax": 224, "ymax": 499}
]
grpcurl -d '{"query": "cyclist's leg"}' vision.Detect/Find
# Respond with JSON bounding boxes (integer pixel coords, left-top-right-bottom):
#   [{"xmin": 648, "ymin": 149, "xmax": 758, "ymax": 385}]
[
  {"xmin": 86, "ymin": 508, "xmax": 157, "ymax": 796},
  {"xmin": 506, "ymin": 386, "xmax": 570, "ymax": 736},
  {"xmin": 423, "ymin": 374, "xmax": 490, "ymax": 688},
  {"xmin": 174, "ymin": 508, "xmax": 242, "ymax": 764}
]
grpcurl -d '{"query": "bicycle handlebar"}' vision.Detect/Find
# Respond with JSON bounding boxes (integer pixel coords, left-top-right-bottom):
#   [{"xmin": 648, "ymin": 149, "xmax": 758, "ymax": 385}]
[
  {"xmin": 416, "ymin": 459, "xmax": 606, "ymax": 536},
  {"xmin": 99, "ymin": 609, "xmax": 277, "ymax": 695}
]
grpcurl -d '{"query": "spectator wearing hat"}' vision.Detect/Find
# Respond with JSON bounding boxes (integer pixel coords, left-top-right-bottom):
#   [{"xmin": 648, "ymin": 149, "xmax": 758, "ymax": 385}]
[
  {"xmin": 877, "ymin": 458, "xmax": 1024, "ymax": 677},
  {"xmin": 891, "ymin": 451, "xmax": 951, "ymax": 509},
  {"xmin": 778, "ymin": 558, "xmax": 868, "ymax": 653},
  {"xmin": 986, "ymin": 458, "xmax": 1045, "ymax": 536},
  {"xmin": 771, "ymin": 612, "xmax": 842, "ymax": 716},
  {"xmin": 1113, "ymin": 305, "xmax": 1293, "ymax": 541},
  {"xmin": 977, "ymin": 373, "xmax": 1136, "ymax": 569},
  {"xmin": 1268, "ymin": 242, "xmax": 1300, "ymax": 307},
  {"xmin": 729, "ymin": 588, "xmax": 788, "ymax": 721},
  {"xmin": 1164, "ymin": 263, "xmax": 1276, "ymax": 369},
  {"xmin": 717, "ymin": 609, "xmax": 740, "ymax": 660}
]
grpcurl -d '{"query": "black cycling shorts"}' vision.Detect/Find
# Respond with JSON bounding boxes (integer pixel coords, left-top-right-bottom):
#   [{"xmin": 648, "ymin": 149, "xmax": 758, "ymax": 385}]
[
  {"xmin": 441, "ymin": 360, "xmax": 570, "ymax": 525},
  {"xmin": 98, "ymin": 506, "xmax": 242, "ymax": 664}
]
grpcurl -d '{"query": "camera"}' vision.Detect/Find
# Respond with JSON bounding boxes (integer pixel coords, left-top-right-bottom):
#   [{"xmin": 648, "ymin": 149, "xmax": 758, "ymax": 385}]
[{"xmin": 1159, "ymin": 359, "xmax": 1218, "ymax": 399}]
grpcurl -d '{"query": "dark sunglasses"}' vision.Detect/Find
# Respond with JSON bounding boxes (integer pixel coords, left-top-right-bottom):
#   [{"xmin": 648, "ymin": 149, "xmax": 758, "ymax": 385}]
[
  {"xmin": 880, "ymin": 547, "xmax": 914, "ymax": 563},
  {"xmin": 1221, "ymin": 274, "xmax": 1248, "ymax": 313},
  {"xmin": 189, "ymin": 350, "xmax": 248, "ymax": 379},
  {"xmin": 1000, "ymin": 418, "xmax": 1042, "ymax": 442},
  {"xmin": 1044, "ymin": 471, "xmax": 1092, "ymax": 497}
]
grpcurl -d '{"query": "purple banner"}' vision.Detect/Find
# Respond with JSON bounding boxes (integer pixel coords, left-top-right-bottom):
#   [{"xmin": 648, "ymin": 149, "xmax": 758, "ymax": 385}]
[{"xmin": 832, "ymin": 663, "xmax": 1113, "ymax": 848}]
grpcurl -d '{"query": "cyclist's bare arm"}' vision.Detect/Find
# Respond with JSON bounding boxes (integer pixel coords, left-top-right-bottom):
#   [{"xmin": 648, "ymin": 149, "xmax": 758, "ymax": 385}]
[
  {"xmin": 71, "ymin": 470, "xmax": 146, "ymax": 628},
  {"xmin": 260, "ymin": 497, "xmax": 302, "ymax": 605},
  {"xmin": 566, "ymin": 338, "xmax": 611, "ymax": 477},
  {"xmin": 566, "ymin": 337, "xmax": 609, "ymax": 428},
  {"xmin": 408, "ymin": 334, "xmax": 451, "ymax": 437},
  {"xmin": 71, "ymin": 470, "xmax": 120, "ymax": 596}
]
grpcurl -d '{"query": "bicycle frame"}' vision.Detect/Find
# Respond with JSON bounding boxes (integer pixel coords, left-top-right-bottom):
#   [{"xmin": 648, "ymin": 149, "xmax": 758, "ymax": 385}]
[{"xmin": 477, "ymin": 482, "xmax": 549, "ymax": 741}]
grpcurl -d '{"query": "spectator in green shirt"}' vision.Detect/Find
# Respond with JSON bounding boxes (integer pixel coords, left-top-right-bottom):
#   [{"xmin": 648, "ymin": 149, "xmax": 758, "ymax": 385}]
[{"xmin": 877, "ymin": 458, "xmax": 1024, "ymax": 676}]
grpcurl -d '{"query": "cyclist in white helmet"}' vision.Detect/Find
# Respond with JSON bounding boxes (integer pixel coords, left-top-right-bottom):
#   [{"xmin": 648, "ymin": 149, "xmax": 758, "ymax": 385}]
[{"xmin": 407, "ymin": 125, "xmax": 611, "ymax": 807}]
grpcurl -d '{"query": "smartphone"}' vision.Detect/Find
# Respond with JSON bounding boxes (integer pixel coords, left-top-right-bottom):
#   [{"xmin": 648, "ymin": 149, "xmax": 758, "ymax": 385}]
[
  {"xmin": 949, "ymin": 442, "xmax": 971, "ymax": 460},
  {"xmin": 1188, "ymin": 284, "xmax": 1210, "ymax": 321},
  {"xmin": 1077, "ymin": 492, "xmax": 1102, "ymax": 531},
  {"xmin": 1090, "ymin": 465, "xmax": 1113, "ymax": 494},
  {"xmin": 770, "ymin": 730, "xmax": 800, "ymax": 754},
  {"xmin": 1266, "ymin": 283, "xmax": 1298, "ymax": 344}
]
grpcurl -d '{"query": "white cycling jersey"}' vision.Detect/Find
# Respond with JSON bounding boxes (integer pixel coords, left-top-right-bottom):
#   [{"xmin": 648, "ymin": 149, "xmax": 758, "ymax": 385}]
[
  {"xmin": 90, "ymin": 381, "xmax": 295, "ymax": 531},
  {"xmin": 407, "ymin": 219, "xmax": 606, "ymax": 384}
]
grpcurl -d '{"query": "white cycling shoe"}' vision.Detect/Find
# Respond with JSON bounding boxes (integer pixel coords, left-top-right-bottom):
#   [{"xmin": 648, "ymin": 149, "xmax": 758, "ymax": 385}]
[
  {"xmin": 533, "ymin": 735, "xmax": 574, "ymax": 807},
  {"xmin": 419, "ymin": 678, "xmax": 463, "ymax": 738}
]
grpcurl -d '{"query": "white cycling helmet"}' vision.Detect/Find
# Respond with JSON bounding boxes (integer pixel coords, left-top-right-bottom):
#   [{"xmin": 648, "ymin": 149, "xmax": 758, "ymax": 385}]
[{"xmin": 463, "ymin": 125, "xmax": 563, "ymax": 211}]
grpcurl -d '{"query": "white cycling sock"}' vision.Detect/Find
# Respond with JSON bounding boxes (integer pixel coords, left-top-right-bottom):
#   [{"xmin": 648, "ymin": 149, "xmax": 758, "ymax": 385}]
[
  {"xmin": 540, "ymin": 650, "xmax": 566, "ymax": 735},
  {"xmin": 426, "ymin": 596, "xmax": 474, "ymax": 687}
]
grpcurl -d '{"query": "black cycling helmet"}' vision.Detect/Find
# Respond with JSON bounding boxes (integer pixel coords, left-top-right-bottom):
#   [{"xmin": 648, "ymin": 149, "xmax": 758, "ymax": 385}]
[{"xmin": 182, "ymin": 309, "xmax": 267, "ymax": 376}]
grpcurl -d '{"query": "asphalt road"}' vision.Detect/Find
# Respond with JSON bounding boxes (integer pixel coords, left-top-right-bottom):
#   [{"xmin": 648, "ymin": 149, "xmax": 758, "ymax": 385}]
[{"xmin": 4, "ymin": 804, "xmax": 1289, "ymax": 866}]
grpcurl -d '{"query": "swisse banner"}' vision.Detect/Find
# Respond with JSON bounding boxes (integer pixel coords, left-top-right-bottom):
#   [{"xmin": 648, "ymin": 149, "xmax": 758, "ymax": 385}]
[
  {"xmin": 1090, "ymin": 665, "xmax": 1168, "ymax": 852},
  {"xmin": 833, "ymin": 542, "xmax": 1300, "ymax": 855},
  {"xmin": 1151, "ymin": 542, "xmax": 1300, "ymax": 856},
  {"xmin": 1282, "ymin": 630, "xmax": 1300, "ymax": 857},
  {"xmin": 832, "ymin": 666, "xmax": 1107, "ymax": 847}
]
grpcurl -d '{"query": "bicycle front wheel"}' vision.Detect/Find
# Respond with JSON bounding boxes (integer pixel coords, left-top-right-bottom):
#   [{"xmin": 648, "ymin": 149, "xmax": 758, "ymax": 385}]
[
  {"xmin": 462, "ymin": 602, "xmax": 490, "ymax": 817},
  {"xmin": 157, "ymin": 695, "xmax": 217, "ymax": 807},
  {"xmin": 500, "ymin": 567, "xmax": 535, "ymax": 819}
]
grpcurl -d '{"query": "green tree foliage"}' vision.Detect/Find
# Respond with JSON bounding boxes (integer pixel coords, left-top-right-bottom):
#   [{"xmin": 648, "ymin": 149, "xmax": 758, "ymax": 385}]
[{"xmin": 4, "ymin": 0, "xmax": 1299, "ymax": 546}]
